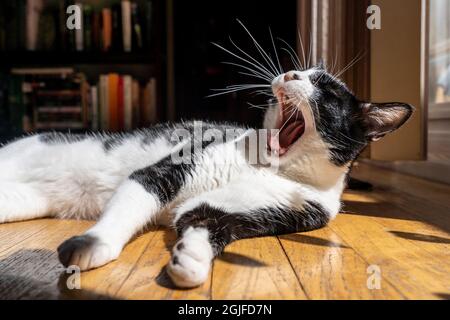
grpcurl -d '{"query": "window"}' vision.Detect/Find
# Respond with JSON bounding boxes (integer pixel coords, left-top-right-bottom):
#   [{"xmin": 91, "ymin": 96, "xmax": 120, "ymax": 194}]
[{"xmin": 429, "ymin": 0, "xmax": 450, "ymax": 106}]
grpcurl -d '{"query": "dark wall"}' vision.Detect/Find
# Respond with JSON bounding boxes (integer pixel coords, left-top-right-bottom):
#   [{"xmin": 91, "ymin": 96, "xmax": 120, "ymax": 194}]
[{"xmin": 173, "ymin": 0, "xmax": 297, "ymax": 127}]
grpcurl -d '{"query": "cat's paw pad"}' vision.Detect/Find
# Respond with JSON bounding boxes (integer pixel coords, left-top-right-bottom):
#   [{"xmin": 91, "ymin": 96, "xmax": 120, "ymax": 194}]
[
  {"xmin": 57, "ymin": 235, "xmax": 119, "ymax": 271},
  {"xmin": 166, "ymin": 230, "xmax": 214, "ymax": 288}
]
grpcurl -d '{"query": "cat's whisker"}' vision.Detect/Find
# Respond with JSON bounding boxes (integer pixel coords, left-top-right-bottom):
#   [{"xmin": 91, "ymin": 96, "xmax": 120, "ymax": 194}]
[
  {"xmin": 222, "ymin": 61, "xmax": 273, "ymax": 82},
  {"xmin": 228, "ymin": 37, "xmax": 275, "ymax": 79},
  {"xmin": 281, "ymin": 48, "xmax": 302, "ymax": 71},
  {"xmin": 278, "ymin": 37, "xmax": 303, "ymax": 70},
  {"xmin": 236, "ymin": 19, "xmax": 280, "ymax": 76},
  {"xmin": 334, "ymin": 51, "xmax": 365, "ymax": 79},
  {"xmin": 238, "ymin": 72, "xmax": 273, "ymax": 82},
  {"xmin": 297, "ymin": 30, "xmax": 308, "ymax": 71},
  {"xmin": 269, "ymin": 27, "xmax": 283, "ymax": 74},
  {"xmin": 212, "ymin": 42, "xmax": 276, "ymax": 79}
]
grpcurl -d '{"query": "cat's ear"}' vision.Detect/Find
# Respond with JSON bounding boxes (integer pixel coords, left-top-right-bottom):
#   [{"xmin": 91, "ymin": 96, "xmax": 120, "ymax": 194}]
[{"xmin": 360, "ymin": 102, "xmax": 414, "ymax": 141}]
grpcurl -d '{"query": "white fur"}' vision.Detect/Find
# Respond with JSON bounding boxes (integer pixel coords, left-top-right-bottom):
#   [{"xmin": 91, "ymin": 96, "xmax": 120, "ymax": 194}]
[{"xmin": 166, "ymin": 227, "xmax": 213, "ymax": 288}]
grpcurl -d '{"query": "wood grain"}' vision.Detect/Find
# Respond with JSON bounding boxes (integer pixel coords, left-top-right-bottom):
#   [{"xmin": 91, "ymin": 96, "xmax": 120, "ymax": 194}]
[
  {"xmin": 0, "ymin": 162, "xmax": 449, "ymax": 299},
  {"xmin": 211, "ymin": 236, "xmax": 306, "ymax": 299},
  {"xmin": 279, "ymin": 226, "xmax": 404, "ymax": 299}
]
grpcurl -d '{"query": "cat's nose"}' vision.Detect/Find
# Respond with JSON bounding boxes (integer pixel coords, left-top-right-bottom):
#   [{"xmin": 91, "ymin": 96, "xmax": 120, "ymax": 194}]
[{"xmin": 284, "ymin": 71, "xmax": 301, "ymax": 82}]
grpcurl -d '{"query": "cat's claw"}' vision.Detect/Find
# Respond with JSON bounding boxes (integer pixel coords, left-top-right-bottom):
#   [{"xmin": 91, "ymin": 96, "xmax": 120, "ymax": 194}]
[
  {"xmin": 57, "ymin": 235, "xmax": 120, "ymax": 271},
  {"xmin": 166, "ymin": 229, "xmax": 214, "ymax": 288}
]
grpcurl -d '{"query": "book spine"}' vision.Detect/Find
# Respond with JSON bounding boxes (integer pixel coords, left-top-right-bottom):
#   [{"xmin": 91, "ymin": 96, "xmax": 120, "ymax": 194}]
[
  {"xmin": 99, "ymin": 75, "xmax": 109, "ymax": 130},
  {"xmin": 91, "ymin": 86, "xmax": 99, "ymax": 131},
  {"xmin": 149, "ymin": 78, "xmax": 157, "ymax": 123},
  {"xmin": 8, "ymin": 76, "xmax": 25, "ymax": 133},
  {"xmin": 131, "ymin": 2, "xmax": 143, "ymax": 50},
  {"xmin": 26, "ymin": 0, "xmax": 44, "ymax": 51},
  {"xmin": 74, "ymin": 2, "xmax": 84, "ymax": 51},
  {"xmin": 84, "ymin": 5, "xmax": 92, "ymax": 51},
  {"xmin": 121, "ymin": 0, "xmax": 132, "ymax": 52},
  {"xmin": 117, "ymin": 76, "xmax": 124, "ymax": 131},
  {"xmin": 108, "ymin": 74, "xmax": 119, "ymax": 131},
  {"xmin": 102, "ymin": 8, "xmax": 112, "ymax": 52},
  {"xmin": 123, "ymin": 75, "xmax": 133, "ymax": 130},
  {"xmin": 132, "ymin": 80, "xmax": 140, "ymax": 128},
  {"xmin": 92, "ymin": 11, "xmax": 101, "ymax": 51},
  {"xmin": 144, "ymin": 0, "xmax": 153, "ymax": 49}
]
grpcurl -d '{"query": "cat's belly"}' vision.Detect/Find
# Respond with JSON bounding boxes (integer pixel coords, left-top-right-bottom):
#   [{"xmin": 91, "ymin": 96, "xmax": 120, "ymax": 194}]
[{"xmin": 0, "ymin": 133, "xmax": 174, "ymax": 219}]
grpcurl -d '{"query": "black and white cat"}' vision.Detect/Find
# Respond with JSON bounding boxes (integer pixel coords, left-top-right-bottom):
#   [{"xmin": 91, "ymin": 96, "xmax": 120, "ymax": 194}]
[{"xmin": 0, "ymin": 64, "xmax": 412, "ymax": 288}]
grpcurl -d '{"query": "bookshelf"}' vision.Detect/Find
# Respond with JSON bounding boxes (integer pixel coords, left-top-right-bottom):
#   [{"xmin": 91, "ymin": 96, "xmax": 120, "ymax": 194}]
[{"xmin": 0, "ymin": 0, "xmax": 167, "ymax": 142}]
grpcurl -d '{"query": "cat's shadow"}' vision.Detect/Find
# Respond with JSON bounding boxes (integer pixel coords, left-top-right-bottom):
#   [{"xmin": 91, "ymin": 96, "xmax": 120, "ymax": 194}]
[{"xmin": 0, "ymin": 248, "xmax": 115, "ymax": 299}]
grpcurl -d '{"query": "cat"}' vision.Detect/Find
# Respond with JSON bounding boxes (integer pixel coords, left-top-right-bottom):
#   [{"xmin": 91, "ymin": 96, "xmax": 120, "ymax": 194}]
[{"xmin": 0, "ymin": 64, "xmax": 412, "ymax": 288}]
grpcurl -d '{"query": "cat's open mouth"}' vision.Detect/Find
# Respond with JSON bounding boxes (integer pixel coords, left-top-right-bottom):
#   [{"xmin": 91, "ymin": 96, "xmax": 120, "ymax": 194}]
[{"xmin": 268, "ymin": 92, "xmax": 306, "ymax": 156}]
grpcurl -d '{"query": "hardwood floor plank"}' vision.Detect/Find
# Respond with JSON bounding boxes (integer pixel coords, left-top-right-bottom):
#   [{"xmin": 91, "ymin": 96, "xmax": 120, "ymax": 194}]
[
  {"xmin": 73, "ymin": 231, "xmax": 154, "ymax": 299},
  {"xmin": 0, "ymin": 220, "xmax": 53, "ymax": 254},
  {"xmin": 211, "ymin": 236, "xmax": 307, "ymax": 300},
  {"xmin": 343, "ymin": 191, "xmax": 450, "ymax": 254},
  {"xmin": 115, "ymin": 227, "xmax": 211, "ymax": 299},
  {"xmin": 0, "ymin": 219, "xmax": 92, "ymax": 299},
  {"xmin": 352, "ymin": 162, "xmax": 450, "ymax": 208},
  {"xmin": 278, "ymin": 226, "xmax": 404, "ymax": 299},
  {"xmin": 328, "ymin": 212, "xmax": 450, "ymax": 299}
]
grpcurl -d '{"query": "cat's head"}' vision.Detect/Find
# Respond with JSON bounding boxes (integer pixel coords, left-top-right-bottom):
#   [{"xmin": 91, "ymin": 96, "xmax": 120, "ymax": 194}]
[{"xmin": 265, "ymin": 64, "xmax": 413, "ymax": 166}]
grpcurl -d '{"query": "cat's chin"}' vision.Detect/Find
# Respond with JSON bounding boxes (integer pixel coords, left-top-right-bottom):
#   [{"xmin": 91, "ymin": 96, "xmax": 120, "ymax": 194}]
[{"xmin": 267, "ymin": 93, "xmax": 305, "ymax": 156}]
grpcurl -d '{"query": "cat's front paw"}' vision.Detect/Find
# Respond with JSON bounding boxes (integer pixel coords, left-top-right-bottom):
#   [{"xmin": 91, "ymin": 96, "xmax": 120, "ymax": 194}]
[
  {"xmin": 57, "ymin": 235, "xmax": 120, "ymax": 271},
  {"xmin": 166, "ymin": 228, "xmax": 214, "ymax": 288}
]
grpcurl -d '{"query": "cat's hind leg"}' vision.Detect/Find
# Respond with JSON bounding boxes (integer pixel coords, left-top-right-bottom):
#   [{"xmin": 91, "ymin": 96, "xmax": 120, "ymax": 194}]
[{"xmin": 0, "ymin": 182, "xmax": 50, "ymax": 223}]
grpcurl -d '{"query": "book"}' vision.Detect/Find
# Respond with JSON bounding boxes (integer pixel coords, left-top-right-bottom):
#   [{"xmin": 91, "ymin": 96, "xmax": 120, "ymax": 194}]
[
  {"xmin": 117, "ymin": 76, "xmax": 124, "ymax": 131},
  {"xmin": 84, "ymin": 5, "xmax": 93, "ymax": 51},
  {"xmin": 64, "ymin": 0, "xmax": 76, "ymax": 51},
  {"xmin": 143, "ymin": 0, "xmax": 153, "ymax": 49},
  {"xmin": 91, "ymin": 86, "xmax": 99, "ymax": 131},
  {"xmin": 123, "ymin": 75, "xmax": 133, "ymax": 130},
  {"xmin": 121, "ymin": 0, "xmax": 132, "ymax": 52},
  {"xmin": 91, "ymin": 11, "xmax": 101, "ymax": 51},
  {"xmin": 111, "ymin": 3, "xmax": 123, "ymax": 51},
  {"xmin": 131, "ymin": 2, "xmax": 143, "ymax": 50},
  {"xmin": 132, "ymin": 80, "xmax": 140, "ymax": 128},
  {"xmin": 102, "ymin": 8, "xmax": 112, "ymax": 52},
  {"xmin": 147, "ymin": 78, "xmax": 157, "ymax": 124},
  {"xmin": 108, "ymin": 74, "xmax": 119, "ymax": 131},
  {"xmin": 99, "ymin": 75, "xmax": 109, "ymax": 130},
  {"xmin": 74, "ymin": 2, "xmax": 83, "ymax": 51},
  {"xmin": 139, "ymin": 78, "xmax": 158, "ymax": 126},
  {"xmin": 26, "ymin": 0, "xmax": 44, "ymax": 51},
  {"xmin": 8, "ymin": 76, "xmax": 25, "ymax": 134}
]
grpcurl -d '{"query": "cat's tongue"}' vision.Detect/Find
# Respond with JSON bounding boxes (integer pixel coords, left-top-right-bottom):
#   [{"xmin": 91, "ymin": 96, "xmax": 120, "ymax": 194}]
[
  {"xmin": 269, "ymin": 121, "xmax": 305, "ymax": 155},
  {"xmin": 279, "ymin": 121, "xmax": 305, "ymax": 148}
]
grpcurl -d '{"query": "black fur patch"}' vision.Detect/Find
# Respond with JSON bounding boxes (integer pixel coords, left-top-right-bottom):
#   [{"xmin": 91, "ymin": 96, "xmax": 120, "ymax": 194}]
[
  {"xmin": 57, "ymin": 234, "xmax": 99, "ymax": 267},
  {"xmin": 130, "ymin": 156, "xmax": 194, "ymax": 205},
  {"xmin": 176, "ymin": 202, "xmax": 330, "ymax": 255},
  {"xmin": 130, "ymin": 121, "xmax": 247, "ymax": 204},
  {"xmin": 308, "ymin": 71, "xmax": 368, "ymax": 166}
]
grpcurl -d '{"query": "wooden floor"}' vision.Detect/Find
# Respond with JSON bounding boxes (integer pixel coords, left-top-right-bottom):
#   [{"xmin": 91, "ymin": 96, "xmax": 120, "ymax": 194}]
[{"xmin": 0, "ymin": 162, "xmax": 449, "ymax": 300}]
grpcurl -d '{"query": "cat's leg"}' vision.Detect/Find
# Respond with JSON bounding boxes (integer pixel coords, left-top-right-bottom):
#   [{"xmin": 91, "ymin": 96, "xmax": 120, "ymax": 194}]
[
  {"xmin": 57, "ymin": 158, "xmax": 190, "ymax": 271},
  {"xmin": 166, "ymin": 183, "xmax": 331, "ymax": 288},
  {"xmin": 57, "ymin": 179, "xmax": 160, "ymax": 271},
  {"xmin": 0, "ymin": 183, "xmax": 50, "ymax": 223}
]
